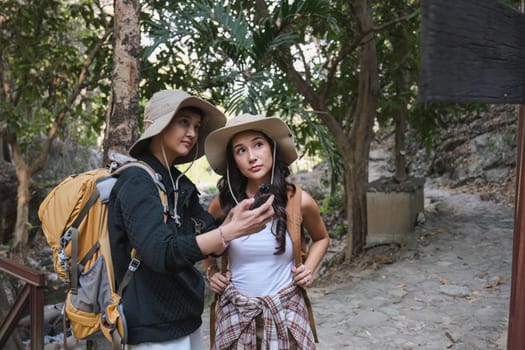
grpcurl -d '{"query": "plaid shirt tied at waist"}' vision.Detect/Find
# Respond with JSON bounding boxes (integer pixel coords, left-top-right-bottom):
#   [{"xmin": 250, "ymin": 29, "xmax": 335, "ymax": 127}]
[{"xmin": 212, "ymin": 283, "xmax": 316, "ymax": 350}]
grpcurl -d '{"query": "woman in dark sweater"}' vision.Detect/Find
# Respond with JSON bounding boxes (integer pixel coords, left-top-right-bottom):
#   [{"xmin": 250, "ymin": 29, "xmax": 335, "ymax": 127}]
[{"xmin": 108, "ymin": 90, "xmax": 274, "ymax": 349}]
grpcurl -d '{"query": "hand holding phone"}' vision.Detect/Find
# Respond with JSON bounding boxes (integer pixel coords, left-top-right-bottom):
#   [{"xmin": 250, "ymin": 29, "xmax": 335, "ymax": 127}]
[{"xmin": 249, "ymin": 184, "xmax": 273, "ymax": 209}]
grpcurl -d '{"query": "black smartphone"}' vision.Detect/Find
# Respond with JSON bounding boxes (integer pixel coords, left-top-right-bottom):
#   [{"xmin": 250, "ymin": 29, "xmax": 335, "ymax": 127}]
[{"xmin": 249, "ymin": 184, "xmax": 272, "ymax": 209}]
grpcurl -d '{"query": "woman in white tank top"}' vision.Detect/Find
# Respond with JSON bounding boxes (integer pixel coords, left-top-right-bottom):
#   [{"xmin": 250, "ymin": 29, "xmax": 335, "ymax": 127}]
[{"xmin": 203, "ymin": 113, "xmax": 330, "ymax": 349}]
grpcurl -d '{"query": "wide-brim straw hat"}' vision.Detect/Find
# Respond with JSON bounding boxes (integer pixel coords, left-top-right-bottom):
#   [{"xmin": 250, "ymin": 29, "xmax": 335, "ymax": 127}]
[
  {"xmin": 205, "ymin": 113, "xmax": 298, "ymax": 175},
  {"xmin": 129, "ymin": 89, "xmax": 226, "ymax": 164}
]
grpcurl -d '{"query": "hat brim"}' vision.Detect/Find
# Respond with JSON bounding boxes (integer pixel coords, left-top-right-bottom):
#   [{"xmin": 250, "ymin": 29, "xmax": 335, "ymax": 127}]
[
  {"xmin": 129, "ymin": 97, "xmax": 226, "ymax": 164},
  {"xmin": 205, "ymin": 116, "xmax": 297, "ymax": 175}
]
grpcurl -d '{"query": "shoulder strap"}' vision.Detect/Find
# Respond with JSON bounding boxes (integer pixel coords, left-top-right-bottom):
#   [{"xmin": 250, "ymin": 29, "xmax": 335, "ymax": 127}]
[
  {"xmin": 286, "ymin": 185, "xmax": 303, "ymax": 267},
  {"xmin": 286, "ymin": 184, "xmax": 319, "ymax": 343},
  {"xmin": 113, "ymin": 160, "xmax": 167, "ymax": 193},
  {"xmin": 111, "ymin": 161, "xmax": 169, "ymax": 295},
  {"xmin": 113, "ymin": 161, "xmax": 169, "ymax": 218}
]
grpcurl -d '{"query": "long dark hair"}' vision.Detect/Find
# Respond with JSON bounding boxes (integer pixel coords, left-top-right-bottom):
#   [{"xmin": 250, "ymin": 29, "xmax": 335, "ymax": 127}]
[{"xmin": 217, "ymin": 132, "xmax": 295, "ymax": 255}]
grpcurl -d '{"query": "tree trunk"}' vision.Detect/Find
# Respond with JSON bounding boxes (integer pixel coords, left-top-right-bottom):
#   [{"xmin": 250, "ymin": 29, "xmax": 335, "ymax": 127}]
[
  {"xmin": 11, "ymin": 164, "xmax": 30, "ymax": 258},
  {"xmin": 344, "ymin": 0, "xmax": 379, "ymax": 261},
  {"xmin": 393, "ymin": 21, "xmax": 412, "ymax": 183},
  {"xmin": 393, "ymin": 99, "xmax": 408, "ymax": 182},
  {"xmin": 103, "ymin": 0, "xmax": 141, "ymax": 162},
  {"xmin": 260, "ymin": 0, "xmax": 379, "ymax": 260}
]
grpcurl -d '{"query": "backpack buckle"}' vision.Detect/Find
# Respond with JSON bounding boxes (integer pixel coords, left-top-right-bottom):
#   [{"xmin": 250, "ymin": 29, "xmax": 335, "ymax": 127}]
[
  {"xmin": 61, "ymin": 227, "xmax": 76, "ymax": 247},
  {"xmin": 57, "ymin": 248, "xmax": 70, "ymax": 271},
  {"xmin": 128, "ymin": 257, "xmax": 141, "ymax": 272},
  {"xmin": 108, "ymin": 161, "xmax": 119, "ymax": 173}
]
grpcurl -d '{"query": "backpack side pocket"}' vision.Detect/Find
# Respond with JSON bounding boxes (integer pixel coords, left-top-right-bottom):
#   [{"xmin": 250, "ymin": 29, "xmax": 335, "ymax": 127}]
[{"xmin": 65, "ymin": 254, "xmax": 112, "ymax": 339}]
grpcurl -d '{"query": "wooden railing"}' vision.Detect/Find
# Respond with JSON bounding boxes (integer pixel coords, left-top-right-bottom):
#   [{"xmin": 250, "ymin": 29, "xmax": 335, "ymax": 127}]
[{"xmin": 0, "ymin": 257, "xmax": 45, "ymax": 350}]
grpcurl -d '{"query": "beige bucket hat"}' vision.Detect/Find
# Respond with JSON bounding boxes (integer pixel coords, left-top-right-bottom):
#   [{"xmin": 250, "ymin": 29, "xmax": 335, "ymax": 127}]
[
  {"xmin": 129, "ymin": 89, "xmax": 226, "ymax": 164},
  {"xmin": 205, "ymin": 113, "xmax": 298, "ymax": 175}
]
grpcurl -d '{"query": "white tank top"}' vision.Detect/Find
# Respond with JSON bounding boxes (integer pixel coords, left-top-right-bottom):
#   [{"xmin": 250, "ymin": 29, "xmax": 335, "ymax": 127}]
[{"xmin": 228, "ymin": 220, "xmax": 294, "ymax": 297}]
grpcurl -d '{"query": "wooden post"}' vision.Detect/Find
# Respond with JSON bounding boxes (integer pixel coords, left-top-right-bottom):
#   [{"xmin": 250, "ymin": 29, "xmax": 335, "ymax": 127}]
[{"xmin": 508, "ymin": 106, "xmax": 525, "ymax": 349}]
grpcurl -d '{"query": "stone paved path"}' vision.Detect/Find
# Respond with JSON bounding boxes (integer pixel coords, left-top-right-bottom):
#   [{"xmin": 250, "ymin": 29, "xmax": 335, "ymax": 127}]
[{"xmin": 202, "ymin": 185, "xmax": 514, "ymax": 350}]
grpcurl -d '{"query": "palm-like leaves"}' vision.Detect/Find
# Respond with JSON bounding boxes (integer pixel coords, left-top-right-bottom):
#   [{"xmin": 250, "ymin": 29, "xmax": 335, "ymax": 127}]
[{"xmin": 143, "ymin": 0, "xmax": 340, "ymax": 172}]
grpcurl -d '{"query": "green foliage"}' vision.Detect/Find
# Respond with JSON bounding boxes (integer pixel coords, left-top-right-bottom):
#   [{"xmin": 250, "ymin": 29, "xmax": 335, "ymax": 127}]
[
  {"xmin": 146, "ymin": 0, "xmax": 297, "ymax": 109},
  {"xmin": 142, "ymin": 0, "xmax": 487, "ymax": 192},
  {"xmin": 408, "ymin": 102, "xmax": 486, "ymax": 154},
  {"xmin": 0, "ymin": 0, "xmax": 112, "ymax": 155},
  {"xmin": 317, "ymin": 183, "xmax": 346, "ymax": 239},
  {"xmin": 331, "ymin": 223, "xmax": 348, "ymax": 240},
  {"xmin": 375, "ymin": 1, "xmax": 420, "ymax": 128},
  {"xmin": 143, "ymin": 0, "xmax": 343, "ymax": 186}
]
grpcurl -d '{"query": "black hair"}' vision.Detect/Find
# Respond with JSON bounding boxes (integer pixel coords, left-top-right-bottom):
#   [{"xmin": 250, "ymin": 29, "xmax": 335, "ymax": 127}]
[
  {"xmin": 177, "ymin": 106, "xmax": 205, "ymax": 119},
  {"xmin": 217, "ymin": 131, "xmax": 295, "ymax": 255}
]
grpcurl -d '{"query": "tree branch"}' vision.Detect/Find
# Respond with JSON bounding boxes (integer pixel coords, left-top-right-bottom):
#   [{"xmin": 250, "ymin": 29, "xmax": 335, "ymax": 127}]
[
  {"xmin": 30, "ymin": 28, "xmax": 111, "ymax": 175},
  {"xmin": 322, "ymin": 8, "xmax": 419, "ymax": 100}
]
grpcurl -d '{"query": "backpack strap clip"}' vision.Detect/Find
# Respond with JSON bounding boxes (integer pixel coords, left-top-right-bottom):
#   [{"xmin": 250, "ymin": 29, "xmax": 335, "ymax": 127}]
[
  {"xmin": 61, "ymin": 227, "xmax": 75, "ymax": 247},
  {"xmin": 128, "ymin": 257, "xmax": 141, "ymax": 272}
]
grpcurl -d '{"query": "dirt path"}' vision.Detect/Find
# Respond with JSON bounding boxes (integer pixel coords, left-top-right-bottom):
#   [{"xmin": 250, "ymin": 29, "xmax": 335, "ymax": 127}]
[
  {"xmin": 202, "ymin": 182, "xmax": 514, "ymax": 349},
  {"xmin": 308, "ymin": 186, "xmax": 512, "ymax": 349}
]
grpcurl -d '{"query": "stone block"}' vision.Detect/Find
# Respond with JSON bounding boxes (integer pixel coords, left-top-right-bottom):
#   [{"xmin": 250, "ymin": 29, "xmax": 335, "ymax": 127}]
[{"xmin": 366, "ymin": 177, "xmax": 425, "ymax": 245}]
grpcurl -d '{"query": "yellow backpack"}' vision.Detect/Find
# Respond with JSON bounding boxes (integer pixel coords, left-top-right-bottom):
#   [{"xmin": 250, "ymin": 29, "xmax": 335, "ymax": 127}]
[{"xmin": 38, "ymin": 159, "xmax": 167, "ymax": 349}]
